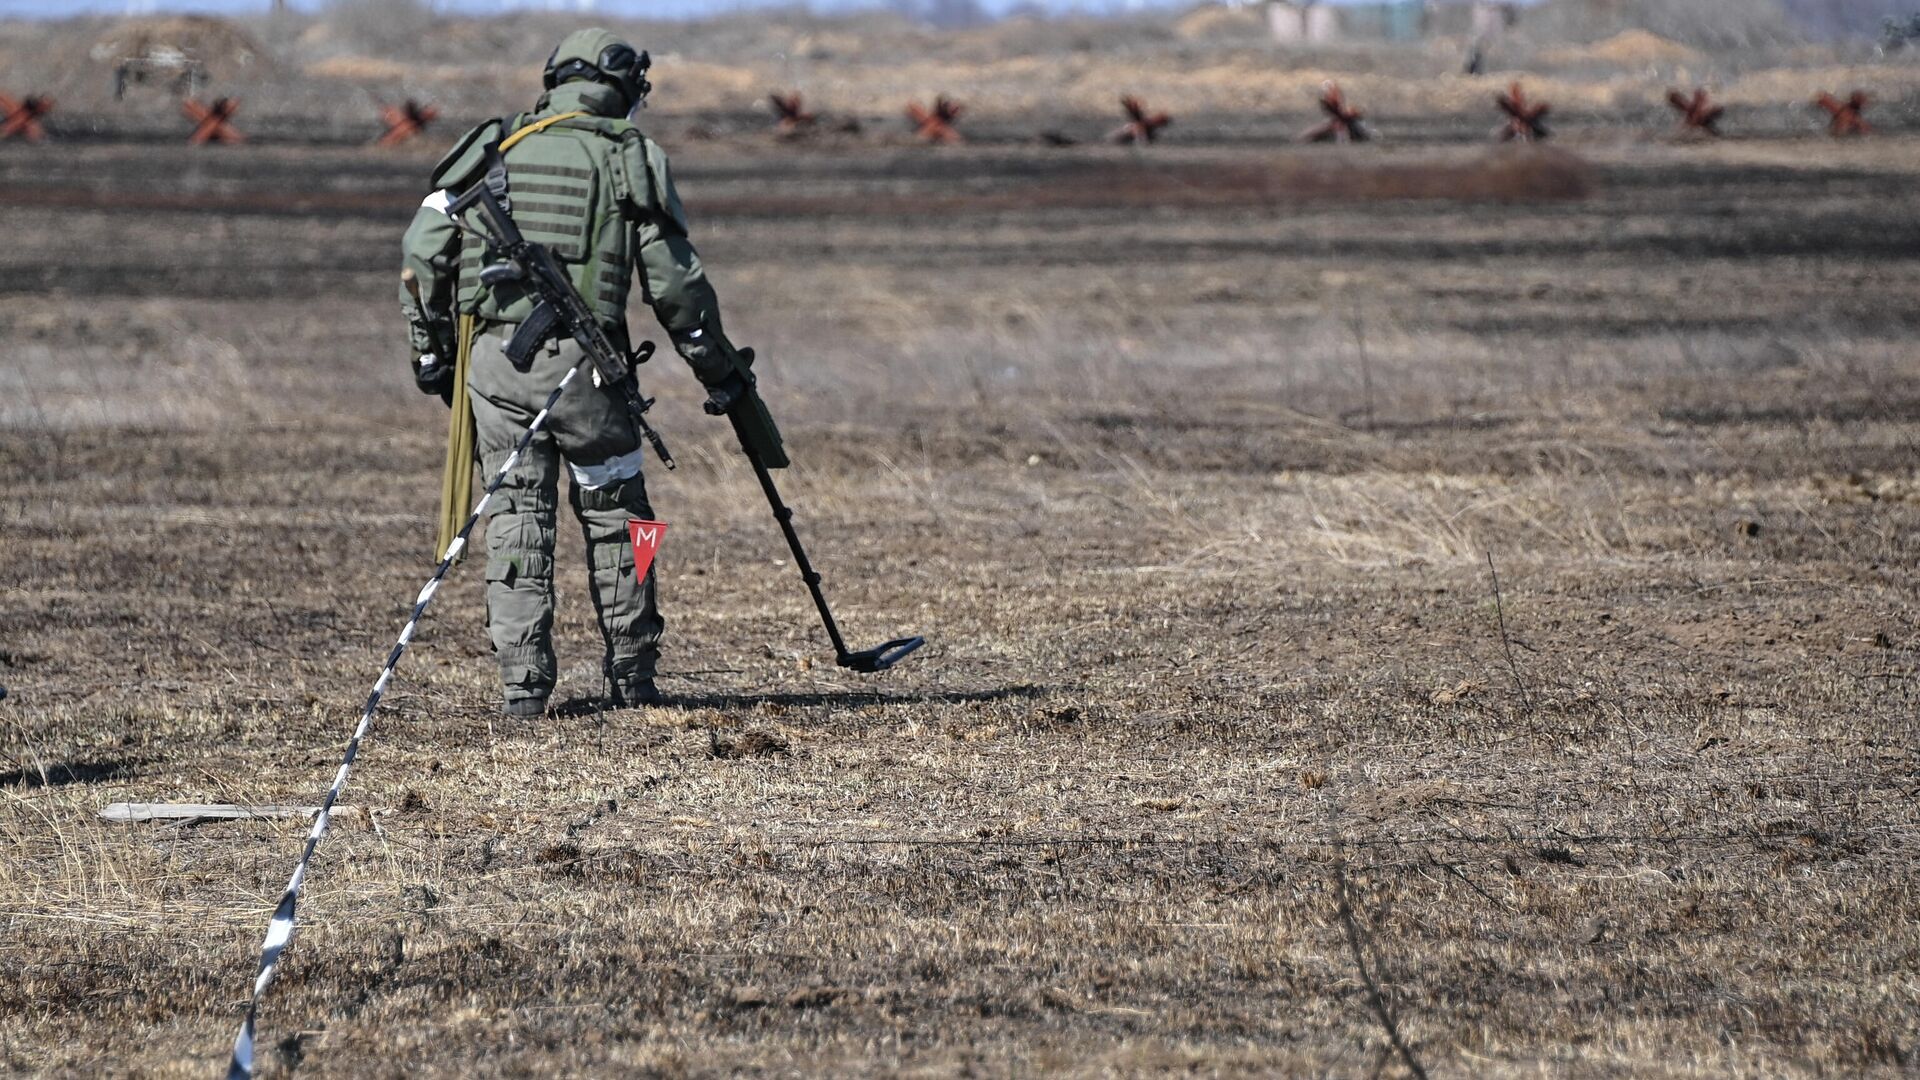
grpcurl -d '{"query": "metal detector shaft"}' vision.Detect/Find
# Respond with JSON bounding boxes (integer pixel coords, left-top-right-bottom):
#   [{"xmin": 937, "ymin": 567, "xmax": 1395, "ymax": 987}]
[{"xmin": 732, "ymin": 417, "xmax": 923, "ymax": 673}]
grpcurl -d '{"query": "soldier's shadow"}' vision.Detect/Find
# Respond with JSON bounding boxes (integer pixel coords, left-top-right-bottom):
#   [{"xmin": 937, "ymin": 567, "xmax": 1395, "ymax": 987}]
[
  {"xmin": 671, "ymin": 684, "xmax": 1048, "ymax": 711},
  {"xmin": 548, "ymin": 684, "xmax": 1048, "ymax": 717}
]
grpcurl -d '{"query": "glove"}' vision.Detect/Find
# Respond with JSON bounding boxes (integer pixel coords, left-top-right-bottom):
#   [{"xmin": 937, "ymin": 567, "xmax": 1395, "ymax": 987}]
[
  {"xmin": 703, "ymin": 370, "xmax": 748, "ymax": 416},
  {"xmin": 414, "ymin": 353, "xmax": 454, "ymax": 406},
  {"xmin": 702, "ymin": 350, "xmax": 755, "ymax": 416}
]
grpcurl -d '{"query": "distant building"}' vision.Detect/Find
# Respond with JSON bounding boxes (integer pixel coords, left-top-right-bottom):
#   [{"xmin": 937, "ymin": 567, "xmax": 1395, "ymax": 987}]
[
  {"xmin": 1267, "ymin": 0, "xmax": 1342, "ymax": 44},
  {"xmin": 1337, "ymin": 0, "xmax": 1427, "ymax": 42},
  {"xmin": 1471, "ymin": 0, "xmax": 1520, "ymax": 40},
  {"xmin": 1268, "ymin": 1, "xmax": 1307, "ymax": 44},
  {"xmin": 1305, "ymin": 3, "xmax": 1340, "ymax": 41},
  {"xmin": 1265, "ymin": 0, "xmax": 1516, "ymax": 46},
  {"xmin": 1418, "ymin": 0, "xmax": 1521, "ymax": 39}
]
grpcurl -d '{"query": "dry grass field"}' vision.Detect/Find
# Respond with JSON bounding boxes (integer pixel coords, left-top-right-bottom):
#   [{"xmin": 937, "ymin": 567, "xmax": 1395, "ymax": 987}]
[{"xmin": 4, "ymin": 20, "xmax": 1920, "ymax": 1076}]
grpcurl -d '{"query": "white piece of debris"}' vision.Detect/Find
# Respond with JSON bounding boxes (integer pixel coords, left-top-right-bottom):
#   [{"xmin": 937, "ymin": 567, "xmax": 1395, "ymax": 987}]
[{"xmin": 100, "ymin": 803, "xmax": 353, "ymax": 823}]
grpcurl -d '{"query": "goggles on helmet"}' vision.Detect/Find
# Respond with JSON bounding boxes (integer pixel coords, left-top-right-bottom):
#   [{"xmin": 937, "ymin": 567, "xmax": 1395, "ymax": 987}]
[{"xmin": 544, "ymin": 42, "xmax": 652, "ymax": 106}]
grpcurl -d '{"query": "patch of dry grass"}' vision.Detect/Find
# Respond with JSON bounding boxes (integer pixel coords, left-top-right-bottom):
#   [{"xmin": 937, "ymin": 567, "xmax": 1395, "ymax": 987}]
[{"xmin": 3, "ymin": 133, "xmax": 1919, "ymax": 1076}]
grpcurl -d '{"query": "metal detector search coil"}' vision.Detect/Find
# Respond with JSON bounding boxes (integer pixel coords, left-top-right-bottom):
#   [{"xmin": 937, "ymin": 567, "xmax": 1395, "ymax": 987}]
[{"xmin": 841, "ymin": 636, "xmax": 925, "ymax": 672}]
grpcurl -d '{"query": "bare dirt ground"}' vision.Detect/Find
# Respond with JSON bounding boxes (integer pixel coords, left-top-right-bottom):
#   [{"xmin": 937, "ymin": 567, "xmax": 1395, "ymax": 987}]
[{"xmin": 3, "ymin": 118, "xmax": 1919, "ymax": 1076}]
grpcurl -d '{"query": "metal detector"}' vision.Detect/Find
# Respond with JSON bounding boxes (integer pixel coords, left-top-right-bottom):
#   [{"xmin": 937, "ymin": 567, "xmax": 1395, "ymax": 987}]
[{"xmin": 446, "ymin": 174, "xmax": 923, "ymax": 673}]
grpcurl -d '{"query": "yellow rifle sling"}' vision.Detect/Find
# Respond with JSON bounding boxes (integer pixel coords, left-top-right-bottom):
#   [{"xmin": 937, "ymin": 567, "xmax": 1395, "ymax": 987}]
[
  {"xmin": 435, "ymin": 313, "xmax": 479, "ymax": 561},
  {"xmin": 497, "ymin": 111, "xmax": 589, "ymax": 153},
  {"xmin": 436, "ymin": 111, "xmax": 586, "ymax": 556}
]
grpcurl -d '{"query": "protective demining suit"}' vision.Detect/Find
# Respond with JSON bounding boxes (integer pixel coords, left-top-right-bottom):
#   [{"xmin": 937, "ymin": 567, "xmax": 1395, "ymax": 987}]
[{"xmin": 399, "ymin": 28, "xmax": 756, "ymax": 715}]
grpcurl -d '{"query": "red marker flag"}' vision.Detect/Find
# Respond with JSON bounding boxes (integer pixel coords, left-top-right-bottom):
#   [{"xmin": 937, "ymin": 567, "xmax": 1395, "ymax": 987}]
[{"xmin": 627, "ymin": 519, "xmax": 669, "ymax": 581}]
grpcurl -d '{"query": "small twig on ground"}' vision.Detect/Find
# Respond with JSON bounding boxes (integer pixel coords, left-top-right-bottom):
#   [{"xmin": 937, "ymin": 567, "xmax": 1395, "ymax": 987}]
[
  {"xmin": 1429, "ymin": 857, "xmax": 1497, "ymax": 905},
  {"xmin": 1334, "ymin": 862, "xmax": 1431, "ymax": 1080},
  {"xmin": 1349, "ymin": 311, "xmax": 1375, "ymax": 432},
  {"xmin": 1484, "ymin": 549, "xmax": 1533, "ymax": 712}
]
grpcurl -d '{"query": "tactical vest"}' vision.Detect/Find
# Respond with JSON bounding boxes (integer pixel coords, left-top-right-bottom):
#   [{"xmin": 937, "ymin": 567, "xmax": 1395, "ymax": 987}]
[{"xmin": 442, "ymin": 113, "xmax": 641, "ymax": 331}]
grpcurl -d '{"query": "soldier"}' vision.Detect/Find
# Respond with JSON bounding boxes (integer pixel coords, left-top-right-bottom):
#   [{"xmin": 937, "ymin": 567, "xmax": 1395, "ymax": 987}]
[{"xmin": 399, "ymin": 28, "xmax": 755, "ymax": 716}]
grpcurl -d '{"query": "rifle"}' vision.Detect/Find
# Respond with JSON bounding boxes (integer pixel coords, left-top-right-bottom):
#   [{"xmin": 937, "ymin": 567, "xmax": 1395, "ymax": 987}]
[
  {"xmin": 446, "ymin": 177, "xmax": 922, "ymax": 673},
  {"xmin": 444, "ymin": 179, "xmax": 674, "ymax": 469}
]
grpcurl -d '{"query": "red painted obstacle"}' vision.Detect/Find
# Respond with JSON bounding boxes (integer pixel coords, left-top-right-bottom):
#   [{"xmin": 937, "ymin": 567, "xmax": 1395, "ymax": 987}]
[
  {"xmin": 1111, "ymin": 95, "xmax": 1171, "ymax": 145},
  {"xmin": 0, "ymin": 94, "xmax": 53, "ymax": 142},
  {"xmin": 1494, "ymin": 82, "xmax": 1549, "ymax": 142},
  {"xmin": 1815, "ymin": 91, "xmax": 1872, "ymax": 137},
  {"xmin": 375, "ymin": 100, "xmax": 439, "ymax": 147},
  {"xmin": 1300, "ymin": 81, "xmax": 1369, "ymax": 143},
  {"xmin": 769, "ymin": 91, "xmax": 817, "ymax": 135},
  {"xmin": 906, "ymin": 95, "xmax": 964, "ymax": 144},
  {"xmin": 183, "ymin": 97, "xmax": 245, "ymax": 145},
  {"xmin": 1667, "ymin": 87, "xmax": 1724, "ymax": 136}
]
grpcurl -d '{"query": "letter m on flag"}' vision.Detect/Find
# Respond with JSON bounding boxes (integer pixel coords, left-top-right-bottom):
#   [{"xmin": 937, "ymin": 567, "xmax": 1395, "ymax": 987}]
[{"xmin": 627, "ymin": 520, "xmax": 668, "ymax": 581}]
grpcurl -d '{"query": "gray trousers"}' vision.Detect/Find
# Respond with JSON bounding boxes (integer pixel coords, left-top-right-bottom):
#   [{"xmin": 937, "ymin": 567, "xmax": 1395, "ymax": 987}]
[{"xmin": 468, "ymin": 330, "xmax": 662, "ymax": 703}]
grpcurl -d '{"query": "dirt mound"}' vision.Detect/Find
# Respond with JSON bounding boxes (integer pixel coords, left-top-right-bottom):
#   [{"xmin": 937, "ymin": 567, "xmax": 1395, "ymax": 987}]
[
  {"xmin": 1174, "ymin": 4, "xmax": 1264, "ymax": 41},
  {"xmin": 1525, "ymin": 0, "xmax": 1803, "ymax": 52},
  {"xmin": 87, "ymin": 16, "xmax": 268, "ymax": 79},
  {"xmin": 1725, "ymin": 63, "xmax": 1920, "ymax": 107},
  {"xmin": 303, "ymin": 55, "xmax": 410, "ymax": 81},
  {"xmin": 1537, "ymin": 28, "xmax": 1706, "ymax": 70},
  {"xmin": 1592, "ymin": 28, "xmax": 1704, "ymax": 65}
]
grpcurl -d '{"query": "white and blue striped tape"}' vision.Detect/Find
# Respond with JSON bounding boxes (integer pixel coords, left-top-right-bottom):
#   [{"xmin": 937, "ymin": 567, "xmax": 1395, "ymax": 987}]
[{"xmin": 226, "ymin": 364, "xmax": 582, "ymax": 1079}]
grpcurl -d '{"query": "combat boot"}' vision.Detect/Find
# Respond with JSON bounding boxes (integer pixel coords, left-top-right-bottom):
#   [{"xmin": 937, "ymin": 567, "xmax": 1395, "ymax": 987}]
[
  {"xmin": 502, "ymin": 694, "xmax": 549, "ymax": 718},
  {"xmin": 609, "ymin": 678, "xmax": 664, "ymax": 709}
]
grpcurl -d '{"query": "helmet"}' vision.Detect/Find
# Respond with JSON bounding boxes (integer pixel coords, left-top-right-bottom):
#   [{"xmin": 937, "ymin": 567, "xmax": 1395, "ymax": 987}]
[{"xmin": 542, "ymin": 28, "xmax": 651, "ymax": 110}]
